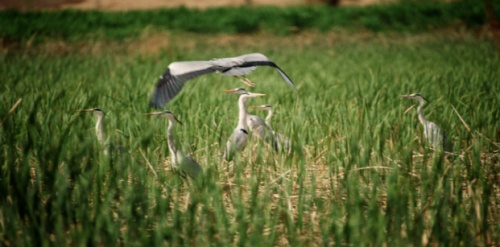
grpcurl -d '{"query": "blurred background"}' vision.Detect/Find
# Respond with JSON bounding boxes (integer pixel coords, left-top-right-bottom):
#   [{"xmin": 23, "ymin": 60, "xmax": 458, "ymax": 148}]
[
  {"xmin": 0, "ymin": 0, "xmax": 451, "ymax": 10},
  {"xmin": 1, "ymin": 0, "xmax": 497, "ymax": 53}
]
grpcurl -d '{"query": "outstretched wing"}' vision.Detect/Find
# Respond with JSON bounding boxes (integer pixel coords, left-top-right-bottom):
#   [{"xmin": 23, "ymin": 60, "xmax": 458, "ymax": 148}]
[
  {"xmin": 150, "ymin": 53, "xmax": 297, "ymax": 108},
  {"xmin": 231, "ymin": 53, "xmax": 297, "ymax": 90},
  {"xmin": 150, "ymin": 61, "xmax": 222, "ymax": 108}
]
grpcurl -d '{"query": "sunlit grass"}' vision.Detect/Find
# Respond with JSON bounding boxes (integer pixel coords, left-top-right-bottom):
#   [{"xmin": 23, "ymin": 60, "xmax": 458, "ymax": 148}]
[{"xmin": 1, "ymin": 30, "xmax": 499, "ymax": 246}]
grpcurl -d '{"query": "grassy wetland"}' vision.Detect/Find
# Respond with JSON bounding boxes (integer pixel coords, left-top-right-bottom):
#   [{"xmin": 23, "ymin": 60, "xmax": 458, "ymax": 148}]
[{"xmin": 1, "ymin": 4, "xmax": 500, "ymax": 246}]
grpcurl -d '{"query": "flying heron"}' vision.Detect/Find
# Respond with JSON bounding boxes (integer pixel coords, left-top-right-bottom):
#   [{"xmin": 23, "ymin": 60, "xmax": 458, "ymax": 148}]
[
  {"xmin": 77, "ymin": 108, "xmax": 109, "ymax": 155},
  {"xmin": 250, "ymin": 104, "xmax": 291, "ymax": 153},
  {"xmin": 150, "ymin": 53, "xmax": 296, "ymax": 108},
  {"xmin": 222, "ymin": 88, "xmax": 266, "ymax": 161},
  {"xmin": 144, "ymin": 111, "xmax": 202, "ymax": 179},
  {"xmin": 400, "ymin": 93, "xmax": 452, "ymax": 152}
]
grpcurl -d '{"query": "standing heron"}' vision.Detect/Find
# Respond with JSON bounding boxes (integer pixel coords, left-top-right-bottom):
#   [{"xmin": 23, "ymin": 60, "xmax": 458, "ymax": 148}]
[
  {"xmin": 400, "ymin": 93, "xmax": 452, "ymax": 152},
  {"xmin": 150, "ymin": 53, "xmax": 296, "ymax": 108},
  {"xmin": 77, "ymin": 108, "xmax": 109, "ymax": 155},
  {"xmin": 223, "ymin": 88, "xmax": 266, "ymax": 161},
  {"xmin": 226, "ymin": 88, "xmax": 279, "ymax": 151},
  {"xmin": 250, "ymin": 104, "xmax": 291, "ymax": 152},
  {"xmin": 144, "ymin": 111, "xmax": 202, "ymax": 179}
]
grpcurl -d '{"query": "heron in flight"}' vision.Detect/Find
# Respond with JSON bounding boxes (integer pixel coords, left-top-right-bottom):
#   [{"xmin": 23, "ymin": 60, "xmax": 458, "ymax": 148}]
[
  {"xmin": 144, "ymin": 111, "xmax": 203, "ymax": 179},
  {"xmin": 77, "ymin": 108, "xmax": 109, "ymax": 155},
  {"xmin": 222, "ymin": 88, "xmax": 266, "ymax": 161},
  {"xmin": 250, "ymin": 104, "xmax": 291, "ymax": 153},
  {"xmin": 150, "ymin": 53, "xmax": 296, "ymax": 108},
  {"xmin": 401, "ymin": 93, "xmax": 452, "ymax": 152}
]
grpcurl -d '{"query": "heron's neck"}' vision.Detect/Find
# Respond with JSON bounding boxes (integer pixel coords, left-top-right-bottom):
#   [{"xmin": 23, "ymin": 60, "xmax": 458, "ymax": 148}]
[
  {"xmin": 95, "ymin": 115, "xmax": 105, "ymax": 144},
  {"xmin": 166, "ymin": 120, "xmax": 177, "ymax": 155},
  {"xmin": 265, "ymin": 110, "xmax": 273, "ymax": 128},
  {"xmin": 237, "ymin": 96, "xmax": 249, "ymax": 129},
  {"xmin": 417, "ymin": 99, "xmax": 428, "ymax": 126}
]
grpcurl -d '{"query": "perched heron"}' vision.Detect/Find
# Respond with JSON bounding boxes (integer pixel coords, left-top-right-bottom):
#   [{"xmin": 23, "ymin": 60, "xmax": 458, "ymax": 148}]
[
  {"xmin": 222, "ymin": 88, "xmax": 266, "ymax": 161},
  {"xmin": 250, "ymin": 104, "xmax": 291, "ymax": 153},
  {"xmin": 150, "ymin": 53, "xmax": 296, "ymax": 108},
  {"xmin": 77, "ymin": 108, "xmax": 109, "ymax": 155},
  {"xmin": 401, "ymin": 93, "xmax": 452, "ymax": 152},
  {"xmin": 144, "ymin": 111, "xmax": 202, "ymax": 179}
]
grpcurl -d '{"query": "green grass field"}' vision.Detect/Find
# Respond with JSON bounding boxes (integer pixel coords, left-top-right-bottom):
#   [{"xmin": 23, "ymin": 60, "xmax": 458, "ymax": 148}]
[
  {"xmin": 1, "ymin": 29, "xmax": 499, "ymax": 246},
  {"xmin": 2, "ymin": 0, "xmax": 497, "ymax": 42}
]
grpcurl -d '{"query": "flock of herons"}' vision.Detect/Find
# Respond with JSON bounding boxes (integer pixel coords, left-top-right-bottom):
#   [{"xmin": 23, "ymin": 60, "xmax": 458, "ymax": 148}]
[{"xmin": 78, "ymin": 53, "xmax": 451, "ymax": 180}]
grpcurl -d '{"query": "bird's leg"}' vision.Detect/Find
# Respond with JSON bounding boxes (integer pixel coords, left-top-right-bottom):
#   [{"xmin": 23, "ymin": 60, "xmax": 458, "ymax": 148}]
[
  {"xmin": 242, "ymin": 76, "xmax": 256, "ymax": 87},
  {"xmin": 234, "ymin": 76, "xmax": 255, "ymax": 87}
]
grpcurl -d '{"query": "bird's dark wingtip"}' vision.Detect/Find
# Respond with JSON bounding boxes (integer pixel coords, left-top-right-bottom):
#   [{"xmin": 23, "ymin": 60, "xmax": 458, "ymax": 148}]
[
  {"xmin": 149, "ymin": 90, "xmax": 163, "ymax": 109},
  {"xmin": 149, "ymin": 68, "xmax": 181, "ymax": 109},
  {"xmin": 149, "ymin": 100, "xmax": 162, "ymax": 109},
  {"xmin": 273, "ymin": 67, "xmax": 297, "ymax": 91},
  {"xmin": 149, "ymin": 92, "xmax": 171, "ymax": 109}
]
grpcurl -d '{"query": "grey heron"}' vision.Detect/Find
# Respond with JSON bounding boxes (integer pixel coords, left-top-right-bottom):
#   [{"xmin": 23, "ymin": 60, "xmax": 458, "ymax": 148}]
[
  {"xmin": 144, "ymin": 111, "xmax": 203, "ymax": 179},
  {"xmin": 150, "ymin": 53, "xmax": 296, "ymax": 108},
  {"xmin": 250, "ymin": 104, "xmax": 291, "ymax": 153},
  {"xmin": 226, "ymin": 88, "xmax": 279, "ymax": 151},
  {"xmin": 77, "ymin": 108, "xmax": 109, "ymax": 155},
  {"xmin": 401, "ymin": 93, "xmax": 452, "ymax": 152},
  {"xmin": 222, "ymin": 88, "xmax": 266, "ymax": 161}
]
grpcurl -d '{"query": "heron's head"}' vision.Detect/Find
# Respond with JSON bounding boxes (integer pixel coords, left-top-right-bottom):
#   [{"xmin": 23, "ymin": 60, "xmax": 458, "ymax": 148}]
[
  {"xmin": 224, "ymin": 87, "xmax": 248, "ymax": 95},
  {"xmin": 400, "ymin": 93, "xmax": 427, "ymax": 102},
  {"xmin": 77, "ymin": 108, "xmax": 106, "ymax": 117},
  {"xmin": 250, "ymin": 104, "xmax": 273, "ymax": 111},
  {"xmin": 144, "ymin": 110, "xmax": 182, "ymax": 125},
  {"xmin": 240, "ymin": 92, "xmax": 266, "ymax": 103},
  {"xmin": 224, "ymin": 88, "xmax": 265, "ymax": 102}
]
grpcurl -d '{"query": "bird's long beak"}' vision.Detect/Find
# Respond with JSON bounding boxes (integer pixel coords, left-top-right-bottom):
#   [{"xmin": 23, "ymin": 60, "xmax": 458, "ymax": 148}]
[
  {"xmin": 224, "ymin": 89, "xmax": 238, "ymax": 93},
  {"xmin": 400, "ymin": 95, "xmax": 410, "ymax": 99},
  {"xmin": 249, "ymin": 105, "xmax": 267, "ymax": 110},
  {"xmin": 249, "ymin": 93, "xmax": 265, "ymax": 97}
]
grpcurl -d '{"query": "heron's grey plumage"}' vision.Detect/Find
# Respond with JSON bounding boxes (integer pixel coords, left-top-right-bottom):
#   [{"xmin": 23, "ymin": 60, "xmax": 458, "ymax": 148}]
[
  {"xmin": 77, "ymin": 108, "xmax": 109, "ymax": 155},
  {"xmin": 224, "ymin": 128, "xmax": 249, "ymax": 162},
  {"xmin": 401, "ymin": 93, "xmax": 452, "ymax": 152},
  {"xmin": 225, "ymin": 88, "xmax": 278, "ymax": 152},
  {"xmin": 250, "ymin": 104, "xmax": 291, "ymax": 153},
  {"xmin": 91, "ymin": 109, "xmax": 106, "ymax": 144},
  {"xmin": 150, "ymin": 53, "xmax": 296, "ymax": 108},
  {"xmin": 223, "ymin": 88, "xmax": 266, "ymax": 161},
  {"xmin": 145, "ymin": 111, "xmax": 203, "ymax": 179},
  {"xmin": 247, "ymin": 115, "xmax": 278, "ymax": 151}
]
